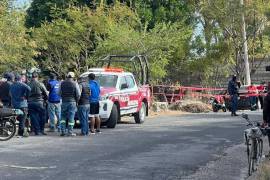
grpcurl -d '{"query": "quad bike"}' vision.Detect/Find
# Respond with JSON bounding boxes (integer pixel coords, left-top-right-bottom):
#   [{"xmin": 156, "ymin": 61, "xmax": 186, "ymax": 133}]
[{"xmin": 209, "ymin": 96, "xmax": 227, "ymax": 112}]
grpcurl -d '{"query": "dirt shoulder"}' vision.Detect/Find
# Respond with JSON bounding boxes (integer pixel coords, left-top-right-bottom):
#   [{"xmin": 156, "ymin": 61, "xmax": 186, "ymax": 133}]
[{"xmin": 148, "ymin": 110, "xmax": 188, "ymax": 118}]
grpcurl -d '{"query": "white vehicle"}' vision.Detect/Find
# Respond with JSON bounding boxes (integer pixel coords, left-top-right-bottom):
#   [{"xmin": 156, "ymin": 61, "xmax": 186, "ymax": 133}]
[{"xmin": 80, "ymin": 55, "xmax": 151, "ymax": 128}]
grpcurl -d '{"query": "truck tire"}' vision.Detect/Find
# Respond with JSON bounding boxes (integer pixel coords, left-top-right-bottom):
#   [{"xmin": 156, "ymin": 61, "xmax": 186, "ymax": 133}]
[
  {"xmin": 107, "ymin": 104, "xmax": 118, "ymax": 128},
  {"xmin": 134, "ymin": 103, "xmax": 146, "ymax": 124}
]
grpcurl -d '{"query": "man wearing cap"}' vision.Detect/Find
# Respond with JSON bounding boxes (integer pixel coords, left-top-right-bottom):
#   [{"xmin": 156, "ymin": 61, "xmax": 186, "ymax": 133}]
[
  {"xmin": 28, "ymin": 73, "xmax": 48, "ymax": 135},
  {"xmin": 0, "ymin": 72, "xmax": 14, "ymax": 107},
  {"xmin": 228, "ymin": 75, "xmax": 239, "ymax": 116},
  {"xmin": 10, "ymin": 73, "xmax": 31, "ymax": 137},
  {"xmin": 47, "ymin": 73, "xmax": 61, "ymax": 132},
  {"xmin": 59, "ymin": 72, "xmax": 81, "ymax": 136}
]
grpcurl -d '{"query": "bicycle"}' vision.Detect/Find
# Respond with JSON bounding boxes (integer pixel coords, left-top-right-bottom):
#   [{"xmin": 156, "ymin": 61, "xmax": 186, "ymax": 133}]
[
  {"xmin": 241, "ymin": 113, "xmax": 269, "ymax": 176},
  {"xmin": 0, "ymin": 108, "xmax": 23, "ymax": 141}
]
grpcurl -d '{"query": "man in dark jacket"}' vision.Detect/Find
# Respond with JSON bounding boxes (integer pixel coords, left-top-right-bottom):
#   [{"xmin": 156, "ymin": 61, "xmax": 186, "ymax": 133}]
[
  {"xmin": 47, "ymin": 73, "xmax": 61, "ymax": 132},
  {"xmin": 228, "ymin": 75, "xmax": 239, "ymax": 116},
  {"xmin": 263, "ymin": 82, "xmax": 270, "ymax": 156},
  {"xmin": 59, "ymin": 72, "xmax": 81, "ymax": 136},
  {"xmin": 10, "ymin": 73, "xmax": 31, "ymax": 137},
  {"xmin": 0, "ymin": 73, "xmax": 14, "ymax": 107},
  {"xmin": 78, "ymin": 77, "xmax": 90, "ymax": 136},
  {"xmin": 28, "ymin": 73, "xmax": 48, "ymax": 135}
]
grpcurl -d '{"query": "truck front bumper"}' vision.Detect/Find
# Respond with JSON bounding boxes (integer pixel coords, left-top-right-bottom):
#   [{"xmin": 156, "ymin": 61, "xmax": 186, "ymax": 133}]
[{"xmin": 99, "ymin": 99, "xmax": 114, "ymax": 122}]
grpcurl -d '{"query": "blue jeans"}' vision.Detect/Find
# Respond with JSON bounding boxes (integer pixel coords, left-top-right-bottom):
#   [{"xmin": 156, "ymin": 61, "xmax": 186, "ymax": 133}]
[
  {"xmin": 48, "ymin": 102, "xmax": 61, "ymax": 130},
  {"xmin": 17, "ymin": 107, "xmax": 27, "ymax": 136},
  {"xmin": 61, "ymin": 102, "xmax": 77, "ymax": 134},
  {"xmin": 28, "ymin": 102, "xmax": 46, "ymax": 135},
  {"xmin": 78, "ymin": 104, "xmax": 90, "ymax": 135},
  {"xmin": 249, "ymin": 96, "xmax": 257, "ymax": 108},
  {"xmin": 231, "ymin": 94, "xmax": 238, "ymax": 114}
]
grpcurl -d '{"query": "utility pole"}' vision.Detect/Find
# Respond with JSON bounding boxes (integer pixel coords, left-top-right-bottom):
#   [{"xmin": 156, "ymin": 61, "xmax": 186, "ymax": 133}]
[{"xmin": 240, "ymin": 0, "xmax": 251, "ymax": 85}]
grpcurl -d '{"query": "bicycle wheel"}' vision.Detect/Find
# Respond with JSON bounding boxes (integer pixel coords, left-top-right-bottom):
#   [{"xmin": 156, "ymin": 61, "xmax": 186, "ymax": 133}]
[
  {"xmin": 248, "ymin": 139, "xmax": 257, "ymax": 176},
  {"xmin": 248, "ymin": 139, "xmax": 253, "ymax": 176},
  {"xmin": 0, "ymin": 117, "xmax": 16, "ymax": 141},
  {"xmin": 258, "ymin": 139, "xmax": 263, "ymax": 162}
]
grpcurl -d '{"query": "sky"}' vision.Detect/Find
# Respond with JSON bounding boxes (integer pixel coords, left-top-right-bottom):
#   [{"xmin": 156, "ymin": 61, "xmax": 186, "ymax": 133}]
[{"xmin": 15, "ymin": 0, "xmax": 30, "ymax": 7}]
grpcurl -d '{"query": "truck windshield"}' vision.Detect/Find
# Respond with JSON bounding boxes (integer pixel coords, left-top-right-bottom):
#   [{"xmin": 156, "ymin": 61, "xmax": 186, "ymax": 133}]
[{"xmin": 95, "ymin": 74, "xmax": 118, "ymax": 88}]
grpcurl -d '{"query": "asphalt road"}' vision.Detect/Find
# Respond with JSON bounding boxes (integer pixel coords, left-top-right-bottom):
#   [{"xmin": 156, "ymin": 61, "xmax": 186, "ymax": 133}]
[{"xmin": 0, "ymin": 111, "xmax": 263, "ymax": 180}]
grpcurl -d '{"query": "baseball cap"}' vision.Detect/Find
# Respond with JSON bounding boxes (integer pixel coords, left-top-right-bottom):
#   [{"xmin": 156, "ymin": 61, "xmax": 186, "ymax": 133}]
[{"xmin": 67, "ymin": 72, "xmax": 75, "ymax": 78}]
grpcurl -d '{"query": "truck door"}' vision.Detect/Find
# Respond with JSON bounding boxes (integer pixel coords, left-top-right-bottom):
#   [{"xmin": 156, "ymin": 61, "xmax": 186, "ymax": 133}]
[
  {"xmin": 118, "ymin": 75, "xmax": 139, "ymax": 115},
  {"xmin": 119, "ymin": 76, "xmax": 129, "ymax": 115},
  {"xmin": 124, "ymin": 75, "xmax": 139, "ymax": 114}
]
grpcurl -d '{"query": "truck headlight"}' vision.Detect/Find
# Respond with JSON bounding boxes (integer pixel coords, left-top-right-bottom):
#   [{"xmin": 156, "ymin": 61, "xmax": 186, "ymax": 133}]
[{"xmin": 100, "ymin": 94, "xmax": 109, "ymax": 101}]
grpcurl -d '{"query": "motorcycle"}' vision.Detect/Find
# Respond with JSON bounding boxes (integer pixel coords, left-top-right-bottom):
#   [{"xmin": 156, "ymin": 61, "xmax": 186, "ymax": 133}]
[
  {"xmin": 0, "ymin": 108, "xmax": 23, "ymax": 141},
  {"xmin": 209, "ymin": 96, "xmax": 227, "ymax": 112}
]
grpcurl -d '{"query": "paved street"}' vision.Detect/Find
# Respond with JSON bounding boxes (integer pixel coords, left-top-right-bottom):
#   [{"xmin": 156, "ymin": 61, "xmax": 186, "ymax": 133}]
[{"xmin": 0, "ymin": 111, "xmax": 263, "ymax": 180}]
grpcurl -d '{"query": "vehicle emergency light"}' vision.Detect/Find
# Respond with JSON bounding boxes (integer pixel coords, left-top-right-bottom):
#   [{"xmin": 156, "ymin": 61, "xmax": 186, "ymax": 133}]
[
  {"xmin": 88, "ymin": 68, "xmax": 124, "ymax": 73},
  {"xmin": 104, "ymin": 68, "xmax": 124, "ymax": 73}
]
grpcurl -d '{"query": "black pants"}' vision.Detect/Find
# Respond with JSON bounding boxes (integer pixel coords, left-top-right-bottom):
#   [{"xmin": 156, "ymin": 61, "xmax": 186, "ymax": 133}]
[{"xmin": 259, "ymin": 95, "xmax": 264, "ymax": 109}]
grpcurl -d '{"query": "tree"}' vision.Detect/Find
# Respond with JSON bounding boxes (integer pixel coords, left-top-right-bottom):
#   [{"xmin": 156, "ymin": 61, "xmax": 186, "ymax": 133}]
[
  {"xmin": 0, "ymin": 1, "xmax": 37, "ymax": 73},
  {"xmin": 25, "ymin": 0, "xmax": 92, "ymax": 28},
  {"xmin": 31, "ymin": 4, "xmax": 140, "ymax": 76},
  {"xmin": 191, "ymin": 0, "xmax": 270, "ymax": 85}
]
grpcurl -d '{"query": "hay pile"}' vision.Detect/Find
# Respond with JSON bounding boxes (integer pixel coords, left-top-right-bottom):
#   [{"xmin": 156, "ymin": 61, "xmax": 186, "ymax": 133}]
[
  {"xmin": 151, "ymin": 102, "xmax": 168, "ymax": 112},
  {"xmin": 169, "ymin": 100, "xmax": 211, "ymax": 113}
]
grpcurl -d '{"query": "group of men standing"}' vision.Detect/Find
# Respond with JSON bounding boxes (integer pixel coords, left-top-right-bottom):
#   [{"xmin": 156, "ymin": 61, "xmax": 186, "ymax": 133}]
[{"xmin": 0, "ymin": 71, "xmax": 101, "ymax": 137}]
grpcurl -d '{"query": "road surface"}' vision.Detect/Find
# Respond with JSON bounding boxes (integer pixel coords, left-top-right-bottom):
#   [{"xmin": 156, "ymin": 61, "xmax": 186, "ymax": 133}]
[{"xmin": 0, "ymin": 111, "xmax": 263, "ymax": 180}]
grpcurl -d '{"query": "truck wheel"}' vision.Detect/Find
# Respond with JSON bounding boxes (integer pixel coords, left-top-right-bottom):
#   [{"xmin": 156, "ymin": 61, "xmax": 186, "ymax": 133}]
[
  {"xmin": 134, "ymin": 103, "xmax": 146, "ymax": 124},
  {"xmin": 107, "ymin": 104, "xmax": 118, "ymax": 128}
]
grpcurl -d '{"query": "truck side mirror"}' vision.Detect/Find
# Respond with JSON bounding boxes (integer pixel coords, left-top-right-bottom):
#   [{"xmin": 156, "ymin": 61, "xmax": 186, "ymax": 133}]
[{"xmin": 121, "ymin": 84, "xmax": 128, "ymax": 90}]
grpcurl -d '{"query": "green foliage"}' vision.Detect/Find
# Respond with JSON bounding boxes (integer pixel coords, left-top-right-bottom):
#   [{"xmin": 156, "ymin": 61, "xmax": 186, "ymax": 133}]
[
  {"xmin": 96, "ymin": 21, "xmax": 192, "ymax": 79},
  {"xmin": 31, "ymin": 3, "xmax": 192, "ymax": 79},
  {"xmin": 25, "ymin": 0, "xmax": 90, "ymax": 28},
  {"xmin": 0, "ymin": 2, "xmax": 36, "ymax": 73},
  {"xmin": 134, "ymin": 0, "xmax": 195, "ymax": 29},
  {"xmin": 191, "ymin": 0, "xmax": 270, "ymax": 85}
]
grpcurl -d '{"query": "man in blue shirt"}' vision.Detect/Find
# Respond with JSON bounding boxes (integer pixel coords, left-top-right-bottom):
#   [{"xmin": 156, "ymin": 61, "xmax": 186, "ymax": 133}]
[
  {"xmin": 89, "ymin": 73, "xmax": 101, "ymax": 134},
  {"xmin": 47, "ymin": 73, "xmax": 61, "ymax": 132},
  {"xmin": 10, "ymin": 73, "xmax": 31, "ymax": 136}
]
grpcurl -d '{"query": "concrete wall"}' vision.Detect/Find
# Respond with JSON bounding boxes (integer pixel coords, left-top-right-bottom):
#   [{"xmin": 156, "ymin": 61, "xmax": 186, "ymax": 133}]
[{"xmin": 251, "ymin": 60, "xmax": 270, "ymax": 84}]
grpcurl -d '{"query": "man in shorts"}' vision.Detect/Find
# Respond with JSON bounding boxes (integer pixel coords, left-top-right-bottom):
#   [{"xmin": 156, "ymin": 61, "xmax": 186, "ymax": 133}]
[{"xmin": 88, "ymin": 73, "xmax": 101, "ymax": 134}]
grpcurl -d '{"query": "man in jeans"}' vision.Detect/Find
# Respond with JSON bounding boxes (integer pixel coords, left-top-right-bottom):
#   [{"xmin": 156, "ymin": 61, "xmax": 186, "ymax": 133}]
[
  {"xmin": 59, "ymin": 72, "xmax": 80, "ymax": 136},
  {"xmin": 47, "ymin": 73, "xmax": 61, "ymax": 132},
  {"xmin": 89, "ymin": 73, "xmax": 101, "ymax": 134},
  {"xmin": 10, "ymin": 73, "xmax": 31, "ymax": 137},
  {"xmin": 78, "ymin": 77, "xmax": 90, "ymax": 136},
  {"xmin": 28, "ymin": 73, "xmax": 48, "ymax": 135}
]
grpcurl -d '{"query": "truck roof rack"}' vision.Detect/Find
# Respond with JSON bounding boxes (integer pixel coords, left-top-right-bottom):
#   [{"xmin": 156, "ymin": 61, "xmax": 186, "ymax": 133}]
[{"xmin": 98, "ymin": 55, "xmax": 150, "ymax": 85}]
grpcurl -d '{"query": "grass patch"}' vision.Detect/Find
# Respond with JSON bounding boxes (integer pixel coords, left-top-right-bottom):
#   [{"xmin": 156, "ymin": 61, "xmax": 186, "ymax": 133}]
[{"xmin": 258, "ymin": 160, "xmax": 270, "ymax": 180}]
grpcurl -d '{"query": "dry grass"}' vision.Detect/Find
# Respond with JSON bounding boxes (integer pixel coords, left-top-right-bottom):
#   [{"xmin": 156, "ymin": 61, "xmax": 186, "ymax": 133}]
[
  {"xmin": 168, "ymin": 100, "xmax": 212, "ymax": 113},
  {"xmin": 257, "ymin": 161, "xmax": 270, "ymax": 180}
]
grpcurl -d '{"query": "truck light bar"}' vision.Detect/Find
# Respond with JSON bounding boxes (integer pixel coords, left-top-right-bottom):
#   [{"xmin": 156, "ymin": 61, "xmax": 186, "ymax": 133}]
[
  {"xmin": 104, "ymin": 68, "xmax": 123, "ymax": 73},
  {"xmin": 89, "ymin": 68, "xmax": 124, "ymax": 73}
]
